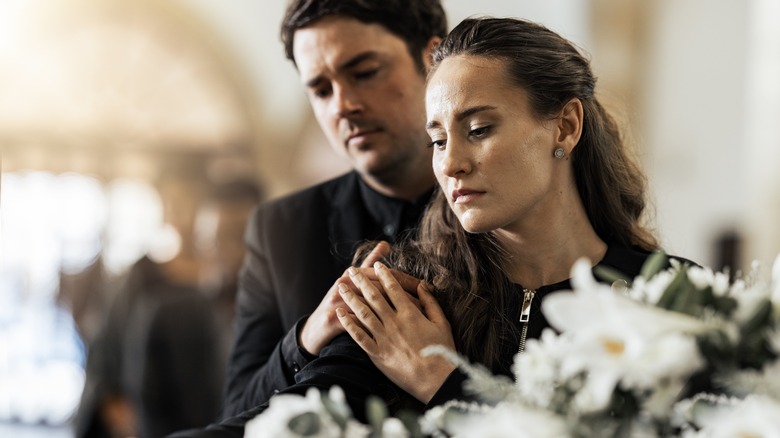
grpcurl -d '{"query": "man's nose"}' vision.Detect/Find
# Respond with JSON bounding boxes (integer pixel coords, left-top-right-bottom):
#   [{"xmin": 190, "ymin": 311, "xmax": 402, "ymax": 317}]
[{"xmin": 331, "ymin": 84, "xmax": 363, "ymax": 119}]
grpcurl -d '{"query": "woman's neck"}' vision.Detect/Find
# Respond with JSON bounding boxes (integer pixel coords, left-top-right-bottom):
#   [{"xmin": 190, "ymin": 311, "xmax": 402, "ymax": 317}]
[{"xmin": 493, "ymin": 198, "xmax": 607, "ymax": 290}]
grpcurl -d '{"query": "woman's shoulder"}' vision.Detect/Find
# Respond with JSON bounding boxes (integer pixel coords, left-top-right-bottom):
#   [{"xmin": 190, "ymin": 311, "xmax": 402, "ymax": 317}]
[{"xmin": 600, "ymin": 244, "xmax": 698, "ymax": 279}]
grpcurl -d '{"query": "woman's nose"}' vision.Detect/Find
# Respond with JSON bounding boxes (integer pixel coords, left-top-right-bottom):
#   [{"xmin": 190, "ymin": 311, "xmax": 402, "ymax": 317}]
[{"xmin": 438, "ymin": 139, "xmax": 472, "ymax": 178}]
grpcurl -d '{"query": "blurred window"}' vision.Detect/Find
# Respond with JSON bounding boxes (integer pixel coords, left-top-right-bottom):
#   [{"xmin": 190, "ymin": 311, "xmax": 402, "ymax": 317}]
[{"xmin": 0, "ymin": 172, "xmax": 164, "ymax": 426}]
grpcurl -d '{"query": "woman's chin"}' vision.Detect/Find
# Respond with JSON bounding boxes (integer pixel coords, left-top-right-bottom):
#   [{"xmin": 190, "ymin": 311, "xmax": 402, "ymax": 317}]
[{"xmin": 459, "ymin": 219, "xmax": 494, "ymax": 234}]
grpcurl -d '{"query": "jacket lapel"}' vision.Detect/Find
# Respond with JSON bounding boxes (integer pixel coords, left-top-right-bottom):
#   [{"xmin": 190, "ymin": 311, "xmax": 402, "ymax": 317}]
[{"xmin": 328, "ymin": 172, "xmax": 369, "ymax": 268}]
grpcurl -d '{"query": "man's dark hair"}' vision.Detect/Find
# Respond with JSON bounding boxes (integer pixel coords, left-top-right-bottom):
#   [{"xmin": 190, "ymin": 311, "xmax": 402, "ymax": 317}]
[{"xmin": 281, "ymin": 0, "xmax": 447, "ymax": 70}]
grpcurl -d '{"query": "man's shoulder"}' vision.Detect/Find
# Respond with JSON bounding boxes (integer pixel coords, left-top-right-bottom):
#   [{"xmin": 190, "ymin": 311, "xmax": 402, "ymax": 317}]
[
  {"xmin": 263, "ymin": 172, "xmax": 357, "ymax": 212},
  {"xmin": 247, "ymin": 172, "xmax": 358, "ymax": 231}
]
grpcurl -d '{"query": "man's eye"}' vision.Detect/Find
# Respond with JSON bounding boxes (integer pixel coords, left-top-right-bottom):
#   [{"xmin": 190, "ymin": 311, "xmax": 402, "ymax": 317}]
[
  {"xmin": 354, "ymin": 69, "xmax": 379, "ymax": 80},
  {"xmin": 313, "ymin": 87, "xmax": 332, "ymax": 99}
]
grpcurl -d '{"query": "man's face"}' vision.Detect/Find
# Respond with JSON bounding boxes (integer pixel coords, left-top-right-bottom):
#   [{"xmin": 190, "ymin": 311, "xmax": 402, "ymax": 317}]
[{"xmin": 292, "ymin": 17, "xmax": 432, "ymax": 188}]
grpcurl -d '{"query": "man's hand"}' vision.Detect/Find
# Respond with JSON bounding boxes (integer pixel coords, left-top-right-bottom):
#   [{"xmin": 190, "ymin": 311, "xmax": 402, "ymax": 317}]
[{"xmin": 298, "ymin": 241, "xmax": 392, "ymax": 356}]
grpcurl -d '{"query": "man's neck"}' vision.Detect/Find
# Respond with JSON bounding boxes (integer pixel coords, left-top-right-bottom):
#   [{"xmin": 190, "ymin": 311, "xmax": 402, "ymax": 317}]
[{"xmin": 360, "ymin": 170, "xmax": 436, "ymax": 201}]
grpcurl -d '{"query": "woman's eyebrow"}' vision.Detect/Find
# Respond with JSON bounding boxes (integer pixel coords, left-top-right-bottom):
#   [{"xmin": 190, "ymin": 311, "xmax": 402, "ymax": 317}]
[{"xmin": 426, "ymin": 105, "xmax": 497, "ymax": 130}]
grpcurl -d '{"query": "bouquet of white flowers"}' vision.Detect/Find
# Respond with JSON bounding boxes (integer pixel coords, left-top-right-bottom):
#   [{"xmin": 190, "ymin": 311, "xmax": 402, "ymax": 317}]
[{"xmin": 244, "ymin": 253, "xmax": 780, "ymax": 438}]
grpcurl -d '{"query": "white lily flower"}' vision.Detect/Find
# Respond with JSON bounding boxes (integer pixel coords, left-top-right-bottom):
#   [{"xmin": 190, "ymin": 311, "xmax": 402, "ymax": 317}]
[
  {"xmin": 512, "ymin": 328, "xmax": 567, "ymax": 407},
  {"xmin": 541, "ymin": 259, "xmax": 708, "ymax": 412},
  {"xmin": 687, "ymin": 266, "xmax": 731, "ymax": 296},
  {"xmin": 770, "ymin": 327, "xmax": 780, "ymax": 355},
  {"xmin": 622, "ymin": 332, "xmax": 703, "ymax": 391},
  {"xmin": 419, "ymin": 400, "xmax": 489, "ymax": 437},
  {"xmin": 720, "ymin": 359, "xmax": 780, "ymax": 400},
  {"xmin": 684, "ymin": 394, "xmax": 780, "ymax": 437},
  {"xmin": 451, "ymin": 402, "xmax": 570, "ymax": 438},
  {"xmin": 628, "ymin": 269, "xmax": 676, "ymax": 304},
  {"xmin": 732, "ymin": 283, "xmax": 772, "ymax": 326},
  {"xmin": 379, "ymin": 417, "xmax": 408, "ymax": 438},
  {"xmin": 244, "ymin": 387, "xmax": 346, "ymax": 438},
  {"xmin": 772, "ymin": 253, "xmax": 780, "ymax": 304}
]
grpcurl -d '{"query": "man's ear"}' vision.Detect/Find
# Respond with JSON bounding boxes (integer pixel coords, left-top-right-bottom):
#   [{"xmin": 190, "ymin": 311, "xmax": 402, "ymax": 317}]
[
  {"xmin": 556, "ymin": 98, "xmax": 584, "ymax": 153},
  {"xmin": 422, "ymin": 36, "xmax": 442, "ymax": 72}
]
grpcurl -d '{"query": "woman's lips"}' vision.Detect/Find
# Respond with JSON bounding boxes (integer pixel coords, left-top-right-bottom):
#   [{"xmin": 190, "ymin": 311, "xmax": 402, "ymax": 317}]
[{"xmin": 452, "ymin": 188, "xmax": 485, "ymax": 204}]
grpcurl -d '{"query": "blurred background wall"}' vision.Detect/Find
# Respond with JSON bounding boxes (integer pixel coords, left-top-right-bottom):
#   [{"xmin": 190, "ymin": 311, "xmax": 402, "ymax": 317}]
[{"xmin": 1, "ymin": 0, "xmax": 778, "ymax": 436}]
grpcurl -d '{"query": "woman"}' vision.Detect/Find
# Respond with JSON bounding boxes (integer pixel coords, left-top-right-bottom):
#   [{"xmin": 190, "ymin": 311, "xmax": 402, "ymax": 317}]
[
  {"xmin": 335, "ymin": 16, "xmax": 680, "ymax": 408},
  {"xmin": 169, "ymin": 18, "xmax": 684, "ymax": 436}
]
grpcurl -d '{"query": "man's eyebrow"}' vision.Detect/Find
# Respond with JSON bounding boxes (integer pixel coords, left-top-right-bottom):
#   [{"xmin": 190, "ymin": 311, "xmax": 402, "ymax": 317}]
[
  {"xmin": 305, "ymin": 51, "xmax": 381, "ymax": 88},
  {"xmin": 426, "ymin": 105, "xmax": 497, "ymax": 130}
]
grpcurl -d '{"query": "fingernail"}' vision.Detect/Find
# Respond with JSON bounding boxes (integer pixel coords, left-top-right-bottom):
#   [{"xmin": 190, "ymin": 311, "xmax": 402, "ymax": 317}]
[
  {"xmin": 373, "ymin": 261, "xmax": 385, "ymax": 270},
  {"xmin": 336, "ymin": 308, "xmax": 345, "ymax": 317},
  {"xmin": 338, "ymin": 283, "xmax": 350, "ymax": 294},
  {"xmin": 347, "ymin": 266, "xmax": 358, "ymax": 276}
]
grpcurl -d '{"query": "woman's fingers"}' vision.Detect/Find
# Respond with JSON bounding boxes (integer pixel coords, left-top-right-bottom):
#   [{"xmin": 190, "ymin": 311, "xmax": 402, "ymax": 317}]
[
  {"xmin": 337, "ymin": 282, "xmax": 386, "ymax": 336},
  {"xmin": 347, "ymin": 266, "xmax": 395, "ymax": 317},
  {"xmin": 335, "ymin": 306, "xmax": 378, "ymax": 355},
  {"xmin": 417, "ymin": 282, "xmax": 448, "ymax": 326},
  {"xmin": 373, "ymin": 262, "xmax": 418, "ymax": 314}
]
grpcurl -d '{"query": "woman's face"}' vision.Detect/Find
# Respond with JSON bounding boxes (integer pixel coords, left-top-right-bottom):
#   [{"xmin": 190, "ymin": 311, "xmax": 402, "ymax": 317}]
[{"xmin": 426, "ymin": 55, "xmax": 562, "ymax": 234}]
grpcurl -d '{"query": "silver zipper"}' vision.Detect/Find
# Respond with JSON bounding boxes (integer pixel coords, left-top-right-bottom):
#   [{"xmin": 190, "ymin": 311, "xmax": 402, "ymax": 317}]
[{"xmin": 517, "ymin": 288, "xmax": 536, "ymax": 354}]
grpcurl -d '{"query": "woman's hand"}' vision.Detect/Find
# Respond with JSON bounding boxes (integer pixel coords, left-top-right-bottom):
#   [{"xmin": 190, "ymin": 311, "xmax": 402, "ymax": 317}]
[
  {"xmin": 336, "ymin": 261, "xmax": 457, "ymax": 404},
  {"xmin": 298, "ymin": 242, "xmax": 390, "ymax": 356}
]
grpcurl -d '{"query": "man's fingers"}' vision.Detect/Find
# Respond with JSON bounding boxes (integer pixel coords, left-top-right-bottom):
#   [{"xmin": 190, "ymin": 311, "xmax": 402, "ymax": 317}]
[
  {"xmin": 360, "ymin": 241, "xmax": 391, "ymax": 268},
  {"xmin": 348, "ymin": 266, "xmax": 421, "ymax": 295}
]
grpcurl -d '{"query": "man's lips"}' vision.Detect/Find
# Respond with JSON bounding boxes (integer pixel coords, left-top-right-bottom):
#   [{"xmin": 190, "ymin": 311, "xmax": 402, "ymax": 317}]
[
  {"xmin": 345, "ymin": 128, "xmax": 382, "ymax": 146},
  {"xmin": 452, "ymin": 188, "xmax": 485, "ymax": 204}
]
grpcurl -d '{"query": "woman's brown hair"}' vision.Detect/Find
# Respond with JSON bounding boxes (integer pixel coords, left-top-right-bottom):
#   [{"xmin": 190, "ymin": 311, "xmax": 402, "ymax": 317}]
[{"xmin": 359, "ymin": 17, "xmax": 658, "ymax": 372}]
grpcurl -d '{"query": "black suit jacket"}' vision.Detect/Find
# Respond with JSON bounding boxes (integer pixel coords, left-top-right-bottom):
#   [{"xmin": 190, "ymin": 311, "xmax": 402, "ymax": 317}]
[
  {"xmin": 171, "ymin": 244, "xmax": 693, "ymax": 438},
  {"xmin": 221, "ymin": 171, "xmax": 429, "ymax": 417}
]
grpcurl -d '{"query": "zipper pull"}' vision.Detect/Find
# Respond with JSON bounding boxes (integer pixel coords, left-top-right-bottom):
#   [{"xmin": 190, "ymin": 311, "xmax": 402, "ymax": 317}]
[{"xmin": 519, "ymin": 288, "xmax": 536, "ymax": 323}]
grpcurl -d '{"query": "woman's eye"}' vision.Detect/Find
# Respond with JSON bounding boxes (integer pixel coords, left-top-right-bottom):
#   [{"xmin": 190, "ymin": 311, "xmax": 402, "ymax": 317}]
[
  {"xmin": 469, "ymin": 126, "xmax": 490, "ymax": 138},
  {"xmin": 428, "ymin": 139, "xmax": 446, "ymax": 150}
]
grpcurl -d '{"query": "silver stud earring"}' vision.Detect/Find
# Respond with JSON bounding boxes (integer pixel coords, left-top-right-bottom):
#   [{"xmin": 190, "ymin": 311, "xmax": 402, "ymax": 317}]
[{"xmin": 554, "ymin": 148, "xmax": 565, "ymax": 159}]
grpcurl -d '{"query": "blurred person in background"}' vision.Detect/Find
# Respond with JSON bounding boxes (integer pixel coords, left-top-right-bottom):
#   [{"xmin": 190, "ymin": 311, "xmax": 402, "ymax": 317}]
[
  {"xmin": 218, "ymin": 0, "xmax": 447, "ymax": 419},
  {"xmin": 74, "ymin": 172, "xmax": 260, "ymax": 438},
  {"xmin": 195, "ymin": 178, "xmax": 263, "ymax": 359}
]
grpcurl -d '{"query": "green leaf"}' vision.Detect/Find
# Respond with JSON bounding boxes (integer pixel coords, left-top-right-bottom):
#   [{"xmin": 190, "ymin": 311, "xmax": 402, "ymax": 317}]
[
  {"xmin": 713, "ymin": 295, "xmax": 738, "ymax": 317},
  {"xmin": 656, "ymin": 266, "xmax": 691, "ymax": 312},
  {"xmin": 696, "ymin": 330, "xmax": 734, "ymax": 370},
  {"xmin": 320, "ymin": 392, "xmax": 348, "ymax": 430},
  {"xmin": 366, "ymin": 395, "xmax": 388, "ymax": 436},
  {"xmin": 287, "ymin": 411, "xmax": 321, "ymax": 436},
  {"xmin": 731, "ymin": 298, "xmax": 775, "ymax": 368},
  {"xmin": 741, "ymin": 298, "xmax": 773, "ymax": 336},
  {"xmin": 640, "ymin": 251, "xmax": 668, "ymax": 280},
  {"xmin": 673, "ymin": 284, "xmax": 712, "ymax": 317},
  {"xmin": 593, "ymin": 265, "xmax": 633, "ymax": 286},
  {"xmin": 397, "ymin": 409, "xmax": 423, "ymax": 438}
]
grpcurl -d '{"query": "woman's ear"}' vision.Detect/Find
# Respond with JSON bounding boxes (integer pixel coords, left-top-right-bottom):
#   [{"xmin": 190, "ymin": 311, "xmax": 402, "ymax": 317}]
[
  {"xmin": 422, "ymin": 36, "xmax": 442, "ymax": 72},
  {"xmin": 556, "ymin": 98, "xmax": 584, "ymax": 153}
]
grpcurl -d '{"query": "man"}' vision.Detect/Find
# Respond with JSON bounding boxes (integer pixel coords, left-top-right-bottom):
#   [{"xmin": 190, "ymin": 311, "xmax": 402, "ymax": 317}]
[{"xmin": 221, "ymin": 0, "xmax": 447, "ymax": 419}]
